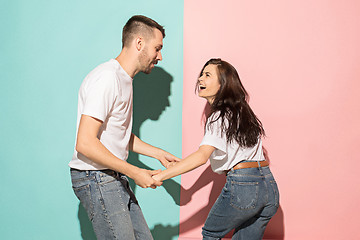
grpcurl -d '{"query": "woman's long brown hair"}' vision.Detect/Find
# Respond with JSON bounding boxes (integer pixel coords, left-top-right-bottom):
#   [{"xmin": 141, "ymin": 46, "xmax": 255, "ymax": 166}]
[{"xmin": 197, "ymin": 58, "xmax": 265, "ymax": 147}]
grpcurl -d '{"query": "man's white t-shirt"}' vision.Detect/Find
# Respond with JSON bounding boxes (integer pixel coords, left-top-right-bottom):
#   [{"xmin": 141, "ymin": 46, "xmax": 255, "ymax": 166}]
[
  {"xmin": 69, "ymin": 59, "xmax": 133, "ymax": 170},
  {"xmin": 200, "ymin": 112, "xmax": 265, "ymax": 174}
]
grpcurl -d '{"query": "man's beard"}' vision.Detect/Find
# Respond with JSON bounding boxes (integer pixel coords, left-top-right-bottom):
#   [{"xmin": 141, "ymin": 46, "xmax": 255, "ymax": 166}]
[
  {"xmin": 139, "ymin": 49, "xmax": 154, "ymax": 74},
  {"xmin": 142, "ymin": 64, "xmax": 153, "ymax": 74}
]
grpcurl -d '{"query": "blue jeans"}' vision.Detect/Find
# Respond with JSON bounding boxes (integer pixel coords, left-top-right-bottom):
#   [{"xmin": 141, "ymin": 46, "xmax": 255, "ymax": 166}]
[
  {"xmin": 70, "ymin": 168, "xmax": 153, "ymax": 240},
  {"xmin": 202, "ymin": 165, "xmax": 279, "ymax": 240}
]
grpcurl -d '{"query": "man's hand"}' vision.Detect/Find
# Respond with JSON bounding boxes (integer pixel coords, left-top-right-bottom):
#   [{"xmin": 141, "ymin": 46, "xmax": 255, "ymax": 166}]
[
  {"xmin": 132, "ymin": 168, "xmax": 163, "ymax": 189},
  {"xmin": 166, "ymin": 161, "xmax": 178, "ymax": 168},
  {"xmin": 158, "ymin": 150, "xmax": 181, "ymax": 168}
]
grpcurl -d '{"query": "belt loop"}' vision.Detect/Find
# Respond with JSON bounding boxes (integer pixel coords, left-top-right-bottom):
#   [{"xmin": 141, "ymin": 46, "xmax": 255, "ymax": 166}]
[
  {"xmin": 257, "ymin": 161, "xmax": 264, "ymax": 176},
  {"xmin": 85, "ymin": 170, "xmax": 89, "ymax": 177},
  {"xmin": 226, "ymin": 167, "xmax": 234, "ymax": 176}
]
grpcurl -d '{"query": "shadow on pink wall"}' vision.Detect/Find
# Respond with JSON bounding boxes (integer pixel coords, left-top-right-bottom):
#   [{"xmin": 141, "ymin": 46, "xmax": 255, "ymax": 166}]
[
  {"xmin": 263, "ymin": 147, "xmax": 284, "ymax": 239},
  {"xmin": 179, "ymin": 163, "xmax": 284, "ymax": 239}
]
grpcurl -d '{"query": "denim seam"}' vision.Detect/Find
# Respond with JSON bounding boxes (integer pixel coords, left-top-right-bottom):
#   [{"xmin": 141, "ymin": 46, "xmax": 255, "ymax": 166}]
[
  {"xmin": 228, "ymin": 173, "xmax": 264, "ymax": 177},
  {"xmin": 95, "ymin": 178, "xmax": 118, "ymax": 240},
  {"xmin": 98, "ymin": 175, "xmax": 117, "ymax": 185},
  {"xmin": 73, "ymin": 184, "xmax": 95, "ymax": 221},
  {"xmin": 269, "ymin": 180, "xmax": 279, "ymax": 207},
  {"xmin": 264, "ymin": 180, "xmax": 270, "ymax": 206},
  {"xmin": 71, "ymin": 175, "xmax": 96, "ymax": 182}
]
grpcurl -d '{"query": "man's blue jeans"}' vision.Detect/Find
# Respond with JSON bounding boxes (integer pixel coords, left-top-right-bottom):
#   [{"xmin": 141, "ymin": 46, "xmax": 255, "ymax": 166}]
[
  {"xmin": 202, "ymin": 165, "xmax": 279, "ymax": 240},
  {"xmin": 70, "ymin": 168, "xmax": 153, "ymax": 240}
]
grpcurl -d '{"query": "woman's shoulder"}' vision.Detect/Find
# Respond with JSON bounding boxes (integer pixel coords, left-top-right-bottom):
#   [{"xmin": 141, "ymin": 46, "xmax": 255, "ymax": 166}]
[
  {"xmin": 209, "ymin": 111, "xmax": 230, "ymax": 124},
  {"xmin": 206, "ymin": 111, "xmax": 229, "ymax": 130},
  {"xmin": 206, "ymin": 112, "xmax": 219, "ymax": 128},
  {"xmin": 208, "ymin": 111, "xmax": 221, "ymax": 121}
]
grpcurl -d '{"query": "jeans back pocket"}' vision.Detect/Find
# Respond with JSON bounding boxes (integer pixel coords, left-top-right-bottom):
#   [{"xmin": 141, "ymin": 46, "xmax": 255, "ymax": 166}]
[{"xmin": 230, "ymin": 181, "xmax": 259, "ymax": 210}]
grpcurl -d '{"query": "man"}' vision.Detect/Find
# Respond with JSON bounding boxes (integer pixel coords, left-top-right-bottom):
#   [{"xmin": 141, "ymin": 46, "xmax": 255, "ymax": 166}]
[{"xmin": 69, "ymin": 15, "xmax": 179, "ymax": 240}]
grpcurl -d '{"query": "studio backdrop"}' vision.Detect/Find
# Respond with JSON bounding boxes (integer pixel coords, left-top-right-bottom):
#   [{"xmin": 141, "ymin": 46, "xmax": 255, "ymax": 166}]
[{"xmin": 1, "ymin": 1, "xmax": 360, "ymax": 240}]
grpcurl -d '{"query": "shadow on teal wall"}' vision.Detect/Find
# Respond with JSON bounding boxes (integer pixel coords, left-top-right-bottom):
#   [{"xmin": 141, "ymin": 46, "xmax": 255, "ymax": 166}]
[
  {"xmin": 131, "ymin": 67, "xmax": 181, "ymax": 239},
  {"xmin": 78, "ymin": 204, "xmax": 97, "ymax": 240},
  {"xmin": 76, "ymin": 67, "xmax": 181, "ymax": 240},
  {"xmin": 0, "ymin": 1, "xmax": 182, "ymax": 239}
]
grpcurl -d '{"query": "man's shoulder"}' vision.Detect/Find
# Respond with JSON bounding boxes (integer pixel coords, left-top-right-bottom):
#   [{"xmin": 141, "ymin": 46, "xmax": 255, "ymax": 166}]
[
  {"xmin": 85, "ymin": 59, "xmax": 120, "ymax": 80},
  {"xmin": 93, "ymin": 59, "xmax": 119, "ymax": 73},
  {"xmin": 79, "ymin": 60, "xmax": 118, "ymax": 90}
]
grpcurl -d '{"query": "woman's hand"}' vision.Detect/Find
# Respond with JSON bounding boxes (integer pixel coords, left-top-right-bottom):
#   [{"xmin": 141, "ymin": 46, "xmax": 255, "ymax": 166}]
[{"xmin": 152, "ymin": 172, "xmax": 162, "ymax": 182}]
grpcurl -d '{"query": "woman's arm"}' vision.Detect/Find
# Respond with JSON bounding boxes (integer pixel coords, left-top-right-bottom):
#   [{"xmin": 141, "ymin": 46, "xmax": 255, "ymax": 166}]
[{"xmin": 152, "ymin": 145, "xmax": 215, "ymax": 181}]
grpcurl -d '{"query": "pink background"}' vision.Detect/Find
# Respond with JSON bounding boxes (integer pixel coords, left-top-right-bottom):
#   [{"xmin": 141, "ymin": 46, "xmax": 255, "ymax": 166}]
[{"xmin": 180, "ymin": 0, "xmax": 360, "ymax": 239}]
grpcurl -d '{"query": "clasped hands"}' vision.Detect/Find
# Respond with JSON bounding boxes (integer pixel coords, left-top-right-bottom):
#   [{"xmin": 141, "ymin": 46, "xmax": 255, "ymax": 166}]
[{"xmin": 134, "ymin": 151, "xmax": 180, "ymax": 189}]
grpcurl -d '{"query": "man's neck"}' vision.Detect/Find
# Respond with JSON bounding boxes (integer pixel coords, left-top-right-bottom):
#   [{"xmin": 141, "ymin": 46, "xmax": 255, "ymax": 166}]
[{"xmin": 115, "ymin": 50, "xmax": 139, "ymax": 78}]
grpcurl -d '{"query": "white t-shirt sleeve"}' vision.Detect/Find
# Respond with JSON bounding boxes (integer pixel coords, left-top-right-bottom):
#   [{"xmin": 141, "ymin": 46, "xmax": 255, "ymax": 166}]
[
  {"xmin": 200, "ymin": 117, "xmax": 227, "ymax": 161},
  {"xmin": 82, "ymin": 71, "xmax": 117, "ymax": 122}
]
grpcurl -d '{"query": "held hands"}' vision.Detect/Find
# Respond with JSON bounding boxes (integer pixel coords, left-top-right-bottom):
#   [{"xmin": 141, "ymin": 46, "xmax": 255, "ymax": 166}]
[
  {"xmin": 132, "ymin": 168, "xmax": 163, "ymax": 189},
  {"xmin": 157, "ymin": 150, "xmax": 181, "ymax": 168},
  {"xmin": 152, "ymin": 172, "xmax": 162, "ymax": 182},
  {"xmin": 131, "ymin": 150, "xmax": 180, "ymax": 189},
  {"xmin": 152, "ymin": 160, "xmax": 179, "ymax": 182}
]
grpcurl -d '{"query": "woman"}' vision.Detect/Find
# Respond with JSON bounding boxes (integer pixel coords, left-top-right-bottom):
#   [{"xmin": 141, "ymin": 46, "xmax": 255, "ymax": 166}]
[{"xmin": 153, "ymin": 58, "xmax": 279, "ymax": 239}]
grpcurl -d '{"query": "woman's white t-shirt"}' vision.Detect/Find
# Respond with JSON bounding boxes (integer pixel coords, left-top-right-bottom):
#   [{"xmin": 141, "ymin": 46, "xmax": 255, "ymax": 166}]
[{"xmin": 200, "ymin": 112, "xmax": 265, "ymax": 174}]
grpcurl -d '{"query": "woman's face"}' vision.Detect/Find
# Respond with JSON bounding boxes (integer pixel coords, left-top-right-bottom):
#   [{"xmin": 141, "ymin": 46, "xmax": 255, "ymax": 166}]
[{"xmin": 198, "ymin": 64, "xmax": 221, "ymax": 104}]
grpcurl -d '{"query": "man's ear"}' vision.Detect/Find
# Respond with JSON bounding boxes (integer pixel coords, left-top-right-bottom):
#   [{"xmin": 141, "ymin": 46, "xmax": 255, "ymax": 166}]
[{"xmin": 135, "ymin": 37, "xmax": 143, "ymax": 51}]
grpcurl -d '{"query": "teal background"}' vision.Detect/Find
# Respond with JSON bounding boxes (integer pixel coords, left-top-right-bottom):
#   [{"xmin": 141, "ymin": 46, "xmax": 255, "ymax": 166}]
[{"xmin": 0, "ymin": 1, "xmax": 183, "ymax": 239}]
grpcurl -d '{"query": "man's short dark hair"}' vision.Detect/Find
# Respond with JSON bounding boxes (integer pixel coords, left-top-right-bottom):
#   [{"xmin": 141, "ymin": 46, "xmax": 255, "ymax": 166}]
[{"xmin": 122, "ymin": 15, "xmax": 165, "ymax": 48}]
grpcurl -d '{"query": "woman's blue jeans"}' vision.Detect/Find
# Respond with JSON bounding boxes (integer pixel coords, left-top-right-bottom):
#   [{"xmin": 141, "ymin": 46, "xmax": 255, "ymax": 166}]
[
  {"xmin": 202, "ymin": 165, "xmax": 279, "ymax": 240},
  {"xmin": 70, "ymin": 168, "xmax": 153, "ymax": 240}
]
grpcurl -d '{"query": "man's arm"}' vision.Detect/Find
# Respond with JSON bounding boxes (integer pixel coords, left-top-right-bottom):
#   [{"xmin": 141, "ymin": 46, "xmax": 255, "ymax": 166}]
[
  {"xmin": 76, "ymin": 114, "xmax": 162, "ymax": 188},
  {"xmin": 129, "ymin": 133, "xmax": 181, "ymax": 168}
]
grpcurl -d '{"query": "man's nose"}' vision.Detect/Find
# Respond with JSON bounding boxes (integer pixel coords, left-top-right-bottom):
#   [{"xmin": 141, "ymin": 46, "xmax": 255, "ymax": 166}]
[{"xmin": 157, "ymin": 51, "xmax": 163, "ymax": 61}]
